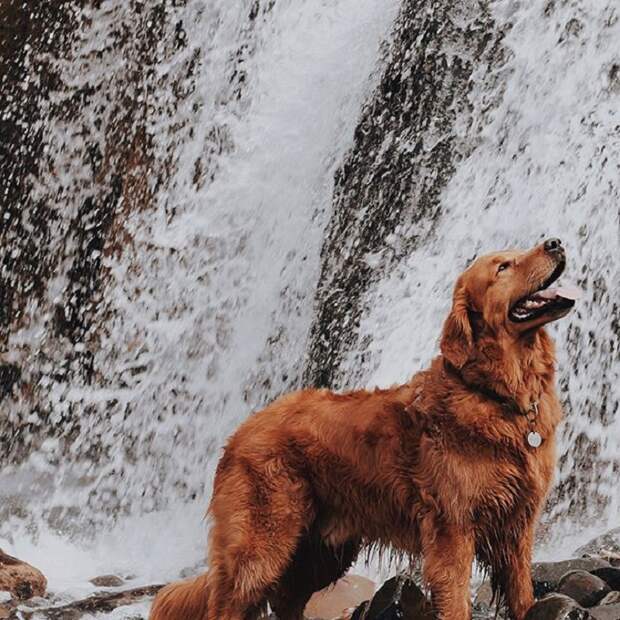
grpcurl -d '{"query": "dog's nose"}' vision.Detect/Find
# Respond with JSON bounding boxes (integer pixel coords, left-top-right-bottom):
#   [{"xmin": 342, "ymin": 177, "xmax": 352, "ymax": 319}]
[{"xmin": 544, "ymin": 238, "xmax": 563, "ymax": 254}]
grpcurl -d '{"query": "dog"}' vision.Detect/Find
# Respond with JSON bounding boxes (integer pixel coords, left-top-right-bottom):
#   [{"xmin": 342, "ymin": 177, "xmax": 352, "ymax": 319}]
[{"xmin": 150, "ymin": 238, "xmax": 579, "ymax": 620}]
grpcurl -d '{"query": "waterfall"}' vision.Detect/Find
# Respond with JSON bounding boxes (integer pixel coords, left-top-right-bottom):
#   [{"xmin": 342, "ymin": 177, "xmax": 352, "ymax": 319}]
[
  {"xmin": 0, "ymin": 0, "xmax": 400, "ymax": 594},
  {"xmin": 0, "ymin": 0, "xmax": 618, "ymax": 609}
]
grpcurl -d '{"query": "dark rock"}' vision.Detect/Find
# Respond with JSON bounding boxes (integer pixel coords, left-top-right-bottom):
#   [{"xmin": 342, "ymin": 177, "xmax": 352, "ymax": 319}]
[
  {"xmin": 533, "ymin": 559, "xmax": 611, "ymax": 597},
  {"xmin": 591, "ymin": 568, "xmax": 620, "ymax": 592},
  {"xmin": 350, "ymin": 601, "xmax": 370, "ymax": 619},
  {"xmin": 557, "ymin": 571, "xmax": 610, "ymax": 607},
  {"xmin": 575, "ymin": 529, "xmax": 620, "ymax": 562},
  {"xmin": 358, "ymin": 576, "xmax": 433, "ymax": 620},
  {"xmin": 587, "ymin": 604, "xmax": 620, "ymax": 620},
  {"xmin": 598, "ymin": 592, "xmax": 620, "ymax": 606},
  {"xmin": 302, "ymin": 0, "xmax": 505, "ymax": 389},
  {"xmin": 89, "ymin": 574, "xmax": 124, "ymax": 588},
  {"xmin": 525, "ymin": 593, "xmax": 591, "ymax": 619}
]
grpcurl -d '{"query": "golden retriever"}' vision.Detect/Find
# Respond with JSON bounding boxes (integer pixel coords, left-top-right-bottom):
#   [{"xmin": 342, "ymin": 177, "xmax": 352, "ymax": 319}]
[{"xmin": 150, "ymin": 238, "xmax": 579, "ymax": 620}]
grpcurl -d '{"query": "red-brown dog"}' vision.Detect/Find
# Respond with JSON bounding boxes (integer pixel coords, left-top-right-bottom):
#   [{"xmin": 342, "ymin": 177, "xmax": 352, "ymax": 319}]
[{"xmin": 151, "ymin": 238, "xmax": 578, "ymax": 620}]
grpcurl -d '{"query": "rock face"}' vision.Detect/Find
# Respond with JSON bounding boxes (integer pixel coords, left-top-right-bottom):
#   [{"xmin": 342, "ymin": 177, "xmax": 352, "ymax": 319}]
[
  {"xmin": 0, "ymin": 550, "xmax": 46, "ymax": 600},
  {"xmin": 303, "ymin": 0, "xmax": 504, "ymax": 388}
]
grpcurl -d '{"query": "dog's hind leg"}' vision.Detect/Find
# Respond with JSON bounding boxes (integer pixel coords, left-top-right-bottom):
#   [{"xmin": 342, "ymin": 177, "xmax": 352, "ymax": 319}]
[
  {"xmin": 206, "ymin": 457, "xmax": 316, "ymax": 620},
  {"xmin": 269, "ymin": 533, "xmax": 360, "ymax": 620}
]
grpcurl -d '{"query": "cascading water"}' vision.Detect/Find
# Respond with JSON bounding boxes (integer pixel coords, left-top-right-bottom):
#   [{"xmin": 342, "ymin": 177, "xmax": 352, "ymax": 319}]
[
  {"xmin": 0, "ymin": 0, "xmax": 618, "ymax": 616},
  {"xmin": 0, "ymin": 0, "xmax": 400, "ymax": 607},
  {"xmin": 332, "ymin": 0, "xmax": 620, "ymax": 545}
]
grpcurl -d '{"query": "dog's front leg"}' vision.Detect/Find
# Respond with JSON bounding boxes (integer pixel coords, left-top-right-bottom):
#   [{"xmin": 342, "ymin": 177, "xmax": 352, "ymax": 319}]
[
  {"xmin": 421, "ymin": 521, "xmax": 474, "ymax": 619},
  {"xmin": 496, "ymin": 526, "xmax": 536, "ymax": 620}
]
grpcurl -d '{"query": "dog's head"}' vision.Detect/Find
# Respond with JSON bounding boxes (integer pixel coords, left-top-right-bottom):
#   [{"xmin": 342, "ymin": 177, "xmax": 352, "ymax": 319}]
[{"xmin": 441, "ymin": 238, "xmax": 580, "ymax": 368}]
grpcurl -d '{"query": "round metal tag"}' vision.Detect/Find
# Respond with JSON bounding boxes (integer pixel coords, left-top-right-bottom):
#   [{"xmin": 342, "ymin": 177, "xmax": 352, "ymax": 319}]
[{"xmin": 527, "ymin": 431, "xmax": 542, "ymax": 448}]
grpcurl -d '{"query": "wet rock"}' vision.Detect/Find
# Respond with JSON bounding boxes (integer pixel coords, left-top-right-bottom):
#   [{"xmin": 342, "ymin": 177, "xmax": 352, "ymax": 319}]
[
  {"xmin": 588, "ymin": 604, "xmax": 620, "ymax": 620},
  {"xmin": 355, "ymin": 575, "xmax": 434, "ymax": 620},
  {"xmin": 525, "ymin": 593, "xmax": 591, "ymax": 619},
  {"xmin": 7, "ymin": 583, "xmax": 163, "ymax": 619},
  {"xmin": 349, "ymin": 601, "xmax": 370, "ymax": 619},
  {"xmin": 0, "ymin": 592, "xmax": 13, "ymax": 620},
  {"xmin": 598, "ymin": 592, "xmax": 620, "ymax": 606},
  {"xmin": 89, "ymin": 574, "xmax": 124, "ymax": 588},
  {"xmin": 575, "ymin": 529, "xmax": 620, "ymax": 562},
  {"xmin": 305, "ymin": 575, "xmax": 375, "ymax": 620},
  {"xmin": 591, "ymin": 568, "xmax": 620, "ymax": 592},
  {"xmin": 473, "ymin": 579, "xmax": 494, "ymax": 607},
  {"xmin": 303, "ymin": 0, "xmax": 504, "ymax": 389},
  {"xmin": 533, "ymin": 559, "xmax": 611, "ymax": 597},
  {"xmin": 0, "ymin": 550, "xmax": 46, "ymax": 600},
  {"xmin": 557, "ymin": 571, "xmax": 610, "ymax": 607}
]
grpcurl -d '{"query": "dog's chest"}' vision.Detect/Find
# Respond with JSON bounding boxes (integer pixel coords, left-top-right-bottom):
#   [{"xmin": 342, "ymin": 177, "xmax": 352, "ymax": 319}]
[{"xmin": 420, "ymin": 431, "xmax": 555, "ymax": 523}]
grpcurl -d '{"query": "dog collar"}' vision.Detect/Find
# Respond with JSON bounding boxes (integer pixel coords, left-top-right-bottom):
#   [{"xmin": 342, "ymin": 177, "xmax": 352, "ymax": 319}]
[
  {"xmin": 444, "ymin": 360, "xmax": 543, "ymax": 448},
  {"xmin": 525, "ymin": 401, "xmax": 542, "ymax": 448}
]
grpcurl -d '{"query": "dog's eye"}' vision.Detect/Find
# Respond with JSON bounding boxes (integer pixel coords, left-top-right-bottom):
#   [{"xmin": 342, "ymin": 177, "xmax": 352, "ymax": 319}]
[{"xmin": 497, "ymin": 262, "xmax": 511, "ymax": 274}]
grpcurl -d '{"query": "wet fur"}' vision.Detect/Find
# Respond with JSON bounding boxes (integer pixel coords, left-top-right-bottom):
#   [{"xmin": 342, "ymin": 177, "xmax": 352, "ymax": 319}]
[{"xmin": 151, "ymin": 244, "xmax": 566, "ymax": 620}]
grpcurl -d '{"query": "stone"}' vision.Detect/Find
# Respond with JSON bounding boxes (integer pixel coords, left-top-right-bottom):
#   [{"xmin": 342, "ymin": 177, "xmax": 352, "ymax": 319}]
[
  {"xmin": 0, "ymin": 550, "xmax": 46, "ymax": 600},
  {"xmin": 558, "ymin": 571, "xmax": 610, "ymax": 608},
  {"xmin": 305, "ymin": 575, "xmax": 375, "ymax": 620},
  {"xmin": 89, "ymin": 574, "xmax": 124, "ymax": 588},
  {"xmin": 355, "ymin": 575, "xmax": 434, "ymax": 620},
  {"xmin": 598, "ymin": 592, "xmax": 620, "ymax": 606},
  {"xmin": 533, "ymin": 559, "xmax": 611, "ymax": 597},
  {"xmin": 591, "ymin": 568, "xmax": 620, "ymax": 592},
  {"xmin": 349, "ymin": 601, "xmax": 369, "ymax": 619},
  {"xmin": 6, "ymin": 584, "xmax": 163, "ymax": 619},
  {"xmin": 575, "ymin": 529, "xmax": 620, "ymax": 562},
  {"xmin": 587, "ymin": 604, "xmax": 620, "ymax": 620},
  {"xmin": 525, "ymin": 593, "xmax": 591, "ymax": 619},
  {"xmin": 474, "ymin": 579, "xmax": 494, "ymax": 607}
]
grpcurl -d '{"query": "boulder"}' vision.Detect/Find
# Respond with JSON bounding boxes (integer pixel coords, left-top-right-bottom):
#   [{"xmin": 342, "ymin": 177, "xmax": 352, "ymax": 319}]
[
  {"xmin": 575, "ymin": 529, "xmax": 620, "ymax": 564},
  {"xmin": 0, "ymin": 550, "xmax": 46, "ymax": 600},
  {"xmin": 591, "ymin": 568, "xmax": 620, "ymax": 592},
  {"xmin": 557, "ymin": 571, "xmax": 610, "ymax": 607},
  {"xmin": 351, "ymin": 575, "xmax": 434, "ymax": 620},
  {"xmin": 533, "ymin": 559, "xmax": 611, "ymax": 597},
  {"xmin": 305, "ymin": 575, "xmax": 375, "ymax": 620},
  {"xmin": 598, "ymin": 592, "xmax": 620, "ymax": 606},
  {"xmin": 525, "ymin": 593, "xmax": 591, "ymax": 619},
  {"xmin": 587, "ymin": 604, "xmax": 620, "ymax": 620}
]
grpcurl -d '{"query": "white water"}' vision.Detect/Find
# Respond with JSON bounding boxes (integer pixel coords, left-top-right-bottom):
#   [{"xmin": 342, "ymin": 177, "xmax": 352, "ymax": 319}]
[
  {"xmin": 2, "ymin": 0, "xmax": 400, "ymax": 614},
  {"xmin": 2, "ymin": 0, "xmax": 619, "ymax": 617},
  {"xmin": 354, "ymin": 0, "xmax": 620, "ymax": 541}
]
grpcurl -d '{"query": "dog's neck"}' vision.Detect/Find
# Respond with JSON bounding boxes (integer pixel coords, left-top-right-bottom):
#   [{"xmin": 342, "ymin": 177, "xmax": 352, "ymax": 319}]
[{"xmin": 456, "ymin": 327, "xmax": 557, "ymax": 414}]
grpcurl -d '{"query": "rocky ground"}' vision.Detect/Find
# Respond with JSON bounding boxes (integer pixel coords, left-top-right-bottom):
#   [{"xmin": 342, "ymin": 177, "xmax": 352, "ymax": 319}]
[{"xmin": 1, "ymin": 528, "xmax": 619, "ymax": 619}]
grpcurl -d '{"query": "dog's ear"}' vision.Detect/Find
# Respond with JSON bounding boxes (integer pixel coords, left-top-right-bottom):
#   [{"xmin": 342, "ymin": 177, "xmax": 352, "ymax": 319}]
[{"xmin": 440, "ymin": 283, "xmax": 473, "ymax": 369}]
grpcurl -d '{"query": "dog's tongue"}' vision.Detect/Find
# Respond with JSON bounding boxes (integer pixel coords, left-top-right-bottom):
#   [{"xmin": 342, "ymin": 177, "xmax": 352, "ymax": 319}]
[{"xmin": 538, "ymin": 284, "xmax": 582, "ymax": 301}]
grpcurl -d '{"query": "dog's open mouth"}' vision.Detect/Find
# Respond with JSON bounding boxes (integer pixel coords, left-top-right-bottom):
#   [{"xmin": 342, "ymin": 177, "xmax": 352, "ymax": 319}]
[{"xmin": 509, "ymin": 262, "xmax": 581, "ymax": 323}]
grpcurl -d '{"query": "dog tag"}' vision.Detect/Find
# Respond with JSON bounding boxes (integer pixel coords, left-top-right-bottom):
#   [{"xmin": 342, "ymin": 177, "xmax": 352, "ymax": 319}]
[{"xmin": 527, "ymin": 431, "xmax": 542, "ymax": 448}]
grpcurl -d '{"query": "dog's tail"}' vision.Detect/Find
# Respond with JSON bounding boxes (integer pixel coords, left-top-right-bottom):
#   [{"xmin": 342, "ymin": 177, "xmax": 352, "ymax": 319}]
[{"xmin": 150, "ymin": 572, "xmax": 209, "ymax": 620}]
